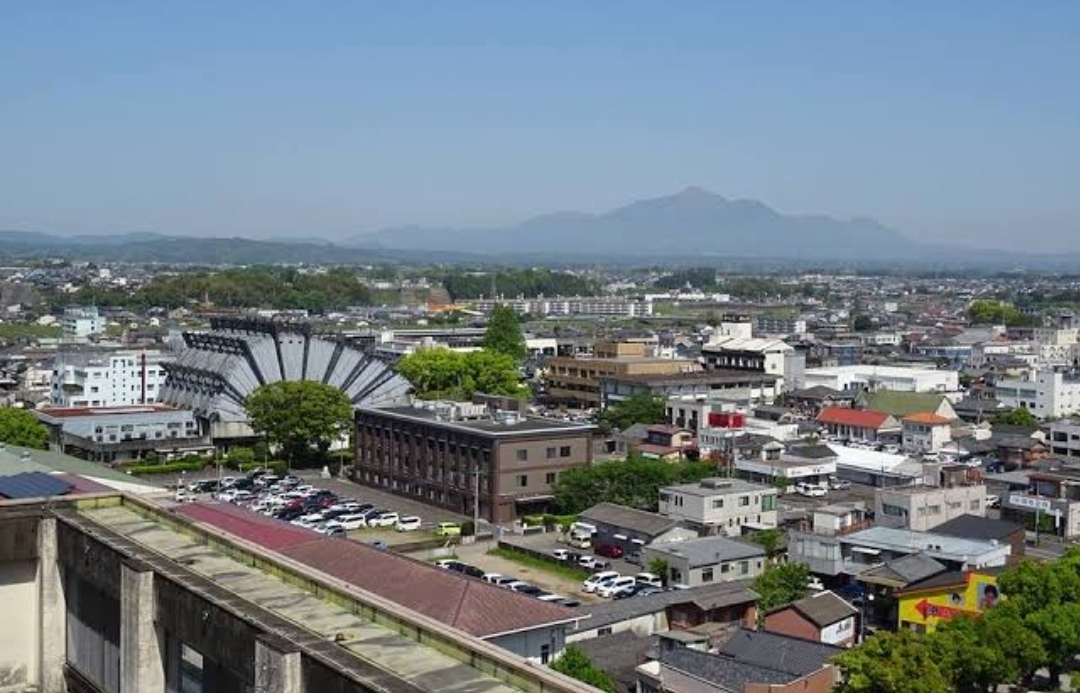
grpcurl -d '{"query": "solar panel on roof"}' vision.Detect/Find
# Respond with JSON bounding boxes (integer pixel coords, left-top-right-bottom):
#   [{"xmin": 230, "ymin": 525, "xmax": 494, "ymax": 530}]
[{"xmin": 0, "ymin": 471, "xmax": 73, "ymax": 499}]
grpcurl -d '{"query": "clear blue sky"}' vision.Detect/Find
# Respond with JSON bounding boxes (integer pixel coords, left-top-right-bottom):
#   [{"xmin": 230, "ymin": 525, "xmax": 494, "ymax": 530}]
[{"xmin": 2, "ymin": 2, "xmax": 1078, "ymax": 251}]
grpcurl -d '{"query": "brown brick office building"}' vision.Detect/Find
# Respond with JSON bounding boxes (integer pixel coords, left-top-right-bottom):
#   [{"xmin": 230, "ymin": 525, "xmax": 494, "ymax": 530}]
[{"xmin": 354, "ymin": 405, "xmax": 595, "ymax": 524}]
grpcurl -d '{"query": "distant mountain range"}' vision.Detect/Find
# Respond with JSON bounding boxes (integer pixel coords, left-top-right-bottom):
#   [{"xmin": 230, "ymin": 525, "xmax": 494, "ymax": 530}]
[
  {"xmin": 355, "ymin": 187, "xmax": 919, "ymax": 260},
  {"xmin": 0, "ymin": 188, "xmax": 1074, "ymax": 268}
]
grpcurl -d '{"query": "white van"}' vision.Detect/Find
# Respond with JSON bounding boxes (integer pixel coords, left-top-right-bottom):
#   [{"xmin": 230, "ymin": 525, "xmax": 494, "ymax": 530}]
[
  {"xmin": 635, "ymin": 572, "xmax": 663, "ymax": 588},
  {"xmin": 335, "ymin": 513, "xmax": 367, "ymax": 530},
  {"xmin": 582, "ymin": 571, "xmax": 620, "ymax": 593}
]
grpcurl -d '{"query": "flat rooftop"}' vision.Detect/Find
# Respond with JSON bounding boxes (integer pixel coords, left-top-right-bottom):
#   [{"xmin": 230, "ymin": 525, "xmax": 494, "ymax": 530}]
[
  {"xmin": 601, "ymin": 370, "xmax": 778, "ymax": 385},
  {"xmin": 661, "ymin": 478, "xmax": 773, "ymax": 497},
  {"xmin": 843, "ymin": 526, "xmax": 1006, "ymax": 559},
  {"xmin": 76, "ymin": 503, "xmax": 535, "ymax": 693},
  {"xmin": 37, "ymin": 404, "xmax": 183, "ymax": 418},
  {"xmin": 359, "ymin": 405, "xmax": 595, "ymax": 437}
]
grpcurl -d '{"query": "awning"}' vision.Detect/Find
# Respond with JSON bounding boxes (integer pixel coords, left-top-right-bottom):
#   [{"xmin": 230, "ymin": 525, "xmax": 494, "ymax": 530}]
[{"xmin": 850, "ymin": 546, "xmax": 881, "ymax": 556}]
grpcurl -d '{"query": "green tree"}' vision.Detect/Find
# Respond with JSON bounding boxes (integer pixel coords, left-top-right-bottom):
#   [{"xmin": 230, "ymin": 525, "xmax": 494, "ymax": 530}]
[
  {"xmin": 482, "ymin": 305, "xmax": 527, "ymax": 362},
  {"xmin": 244, "ymin": 381, "xmax": 352, "ymax": 463},
  {"xmin": 751, "ymin": 562, "xmax": 811, "ymax": 614},
  {"xmin": 550, "ymin": 645, "xmax": 616, "ymax": 693},
  {"xmin": 395, "ymin": 347, "xmax": 524, "ymax": 399},
  {"xmin": 746, "ymin": 528, "xmax": 785, "ymax": 563},
  {"xmin": 598, "ymin": 393, "xmax": 667, "ymax": 432},
  {"xmin": 552, "ymin": 455, "xmax": 716, "ymax": 514},
  {"xmin": 834, "ymin": 630, "xmax": 949, "ymax": 693},
  {"xmin": 968, "ymin": 299, "xmax": 1030, "ymax": 327},
  {"xmin": 852, "ymin": 314, "xmax": 874, "ymax": 332},
  {"xmin": 991, "ymin": 407, "xmax": 1038, "ymax": 427},
  {"xmin": 463, "ymin": 349, "xmax": 526, "ymax": 397},
  {"xmin": 227, "ymin": 447, "xmax": 256, "ymax": 469},
  {"xmin": 647, "ymin": 558, "xmax": 670, "ymax": 586},
  {"xmin": 0, "ymin": 407, "xmax": 49, "ymax": 449}
]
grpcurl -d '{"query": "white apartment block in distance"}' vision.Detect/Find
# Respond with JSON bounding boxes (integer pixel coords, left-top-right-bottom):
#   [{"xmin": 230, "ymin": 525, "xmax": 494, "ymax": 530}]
[
  {"xmin": 1049, "ymin": 420, "xmax": 1080, "ymax": 460},
  {"xmin": 995, "ymin": 369, "xmax": 1080, "ymax": 421},
  {"xmin": 51, "ymin": 349, "xmax": 173, "ymax": 407},
  {"xmin": 658, "ymin": 478, "xmax": 779, "ymax": 536},
  {"xmin": 61, "ymin": 306, "xmax": 107, "ymax": 340}
]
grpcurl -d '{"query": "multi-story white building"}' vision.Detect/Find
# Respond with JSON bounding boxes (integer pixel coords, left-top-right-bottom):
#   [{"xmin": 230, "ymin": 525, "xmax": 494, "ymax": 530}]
[
  {"xmin": 995, "ymin": 369, "xmax": 1080, "ymax": 420},
  {"xmin": 51, "ymin": 350, "xmax": 173, "ymax": 408},
  {"xmin": 803, "ymin": 365, "xmax": 959, "ymax": 393},
  {"xmin": 755, "ymin": 315, "xmax": 807, "ymax": 336},
  {"xmin": 969, "ymin": 341, "xmax": 1038, "ymax": 369},
  {"xmin": 471, "ymin": 296, "xmax": 652, "ymax": 317},
  {"xmin": 61, "ymin": 306, "xmax": 107, "ymax": 340},
  {"xmin": 657, "ymin": 478, "xmax": 778, "ymax": 536},
  {"xmin": 875, "ymin": 483, "xmax": 987, "ymax": 532},
  {"xmin": 1049, "ymin": 419, "xmax": 1080, "ymax": 460}
]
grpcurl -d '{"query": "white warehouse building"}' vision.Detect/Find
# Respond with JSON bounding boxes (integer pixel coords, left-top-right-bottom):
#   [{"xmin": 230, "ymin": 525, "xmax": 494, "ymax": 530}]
[{"xmin": 802, "ymin": 365, "xmax": 959, "ymax": 394}]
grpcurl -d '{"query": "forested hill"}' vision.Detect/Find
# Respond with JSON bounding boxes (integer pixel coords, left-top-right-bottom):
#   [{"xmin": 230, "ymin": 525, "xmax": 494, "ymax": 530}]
[{"xmin": 77, "ymin": 267, "xmax": 373, "ymax": 313}]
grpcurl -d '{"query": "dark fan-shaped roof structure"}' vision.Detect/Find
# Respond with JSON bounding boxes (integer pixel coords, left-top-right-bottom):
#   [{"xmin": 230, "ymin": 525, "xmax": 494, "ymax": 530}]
[{"xmin": 159, "ymin": 317, "xmax": 412, "ymax": 424}]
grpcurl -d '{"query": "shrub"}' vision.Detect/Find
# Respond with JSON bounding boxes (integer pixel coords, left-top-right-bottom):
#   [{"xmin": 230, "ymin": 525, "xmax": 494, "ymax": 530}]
[
  {"xmin": 124, "ymin": 460, "xmax": 207, "ymax": 476},
  {"xmin": 461, "ymin": 520, "xmax": 476, "ymax": 537}
]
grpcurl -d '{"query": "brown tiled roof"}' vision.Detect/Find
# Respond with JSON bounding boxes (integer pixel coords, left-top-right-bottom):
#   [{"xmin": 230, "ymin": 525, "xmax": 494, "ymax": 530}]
[{"xmin": 816, "ymin": 407, "xmax": 894, "ymax": 430}]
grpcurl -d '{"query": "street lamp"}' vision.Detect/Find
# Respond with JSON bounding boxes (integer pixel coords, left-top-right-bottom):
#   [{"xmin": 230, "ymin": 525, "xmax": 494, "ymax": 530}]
[{"xmin": 859, "ymin": 592, "xmax": 875, "ymax": 643}]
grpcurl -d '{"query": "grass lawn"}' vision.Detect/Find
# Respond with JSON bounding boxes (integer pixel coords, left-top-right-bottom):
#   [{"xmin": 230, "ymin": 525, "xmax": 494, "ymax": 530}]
[{"xmin": 486, "ymin": 547, "xmax": 591, "ymax": 581}]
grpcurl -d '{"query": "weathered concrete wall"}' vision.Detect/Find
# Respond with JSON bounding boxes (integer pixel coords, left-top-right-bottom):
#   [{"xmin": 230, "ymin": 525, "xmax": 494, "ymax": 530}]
[
  {"xmin": 57, "ymin": 520, "xmax": 122, "ymax": 600},
  {"xmin": 0, "ymin": 515, "xmax": 40, "ymax": 561},
  {"xmin": 0, "ymin": 560, "xmax": 37, "ymax": 690},
  {"xmin": 154, "ymin": 576, "xmax": 260, "ymax": 686}
]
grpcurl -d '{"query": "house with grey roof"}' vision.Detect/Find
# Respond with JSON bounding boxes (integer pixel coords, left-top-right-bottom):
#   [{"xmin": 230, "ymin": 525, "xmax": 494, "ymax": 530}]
[
  {"xmin": 643, "ymin": 535, "xmax": 765, "ymax": 587},
  {"xmin": 577, "ymin": 502, "xmax": 697, "ymax": 559},
  {"xmin": 763, "ymin": 590, "xmax": 859, "ymax": 647},
  {"xmin": 637, "ymin": 628, "xmax": 842, "ymax": 693}
]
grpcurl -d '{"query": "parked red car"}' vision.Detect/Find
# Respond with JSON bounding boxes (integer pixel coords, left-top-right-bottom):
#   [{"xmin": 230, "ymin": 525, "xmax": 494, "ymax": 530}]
[{"xmin": 595, "ymin": 544, "xmax": 624, "ymax": 559}]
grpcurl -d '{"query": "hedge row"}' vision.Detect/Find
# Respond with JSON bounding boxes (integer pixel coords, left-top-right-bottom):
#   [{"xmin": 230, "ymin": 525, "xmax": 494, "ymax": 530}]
[{"xmin": 123, "ymin": 460, "xmax": 209, "ymax": 476}]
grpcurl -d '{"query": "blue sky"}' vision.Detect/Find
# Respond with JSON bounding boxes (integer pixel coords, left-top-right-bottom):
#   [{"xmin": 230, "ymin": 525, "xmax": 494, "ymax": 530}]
[{"xmin": 2, "ymin": 2, "xmax": 1078, "ymax": 250}]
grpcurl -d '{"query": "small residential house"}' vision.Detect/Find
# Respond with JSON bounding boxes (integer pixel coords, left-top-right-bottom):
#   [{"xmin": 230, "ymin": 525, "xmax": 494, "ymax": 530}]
[
  {"xmin": 637, "ymin": 629, "xmax": 843, "ymax": 693},
  {"xmin": 933, "ymin": 514, "xmax": 1026, "ymax": 563},
  {"xmin": 901, "ymin": 412, "xmax": 954, "ymax": 455},
  {"xmin": 639, "ymin": 424, "xmax": 695, "ymax": 460},
  {"xmin": 816, "ymin": 407, "xmax": 901, "ymax": 443},
  {"xmin": 577, "ymin": 502, "xmax": 698, "ymax": 559},
  {"xmin": 644, "ymin": 535, "xmax": 766, "ymax": 587},
  {"xmin": 657, "ymin": 478, "xmax": 778, "ymax": 537},
  {"xmin": 763, "ymin": 590, "xmax": 859, "ymax": 647}
]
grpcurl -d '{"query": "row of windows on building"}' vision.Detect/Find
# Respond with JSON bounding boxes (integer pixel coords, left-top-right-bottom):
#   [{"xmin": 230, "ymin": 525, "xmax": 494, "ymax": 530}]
[{"xmin": 515, "ymin": 446, "xmax": 572, "ymax": 462}]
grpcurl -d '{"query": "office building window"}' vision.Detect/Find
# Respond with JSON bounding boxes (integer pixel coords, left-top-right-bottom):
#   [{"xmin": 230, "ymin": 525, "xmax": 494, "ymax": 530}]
[
  {"xmin": 712, "ymin": 499, "xmax": 724, "ymax": 509},
  {"xmin": 560, "ymin": 446, "xmax": 572, "ymax": 457},
  {"xmin": 546, "ymin": 472, "xmax": 557, "ymax": 484},
  {"xmin": 739, "ymin": 561, "xmax": 749, "ymax": 575},
  {"xmin": 516, "ymin": 449, "xmax": 528, "ymax": 462},
  {"xmin": 517, "ymin": 474, "xmax": 528, "ymax": 488},
  {"xmin": 739, "ymin": 496, "xmax": 750, "ymax": 507},
  {"xmin": 546, "ymin": 447, "xmax": 556, "ymax": 459},
  {"xmin": 701, "ymin": 568, "xmax": 714, "ymax": 583}
]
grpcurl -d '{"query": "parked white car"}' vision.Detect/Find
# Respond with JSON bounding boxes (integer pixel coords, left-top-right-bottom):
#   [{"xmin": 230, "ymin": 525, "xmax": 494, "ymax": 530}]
[
  {"xmin": 395, "ymin": 516, "xmax": 422, "ymax": 532},
  {"xmin": 582, "ymin": 571, "xmax": 620, "ymax": 593},
  {"xmin": 795, "ymin": 482, "xmax": 828, "ymax": 498},
  {"xmin": 368, "ymin": 511, "xmax": 399, "ymax": 528},
  {"xmin": 634, "ymin": 572, "xmax": 663, "ymax": 588},
  {"xmin": 597, "ymin": 576, "xmax": 638, "ymax": 598},
  {"xmin": 335, "ymin": 513, "xmax": 368, "ymax": 531}
]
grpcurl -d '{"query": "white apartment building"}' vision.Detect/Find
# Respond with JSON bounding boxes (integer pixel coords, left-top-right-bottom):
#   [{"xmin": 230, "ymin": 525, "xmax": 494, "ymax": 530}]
[
  {"xmin": 51, "ymin": 350, "xmax": 173, "ymax": 407},
  {"xmin": 471, "ymin": 296, "xmax": 653, "ymax": 317},
  {"xmin": 875, "ymin": 484, "xmax": 987, "ymax": 532},
  {"xmin": 996, "ymin": 369, "xmax": 1080, "ymax": 421},
  {"xmin": 803, "ymin": 365, "xmax": 959, "ymax": 393},
  {"xmin": 969, "ymin": 341, "xmax": 1038, "ymax": 369},
  {"xmin": 658, "ymin": 478, "xmax": 778, "ymax": 536},
  {"xmin": 1049, "ymin": 420, "xmax": 1080, "ymax": 460},
  {"xmin": 61, "ymin": 306, "xmax": 107, "ymax": 340}
]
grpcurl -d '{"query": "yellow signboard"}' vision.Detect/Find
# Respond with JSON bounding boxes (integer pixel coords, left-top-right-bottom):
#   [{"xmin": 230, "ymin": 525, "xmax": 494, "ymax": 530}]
[{"xmin": 897, "ymin": 572, "xmax": 999, "ymax": 631}]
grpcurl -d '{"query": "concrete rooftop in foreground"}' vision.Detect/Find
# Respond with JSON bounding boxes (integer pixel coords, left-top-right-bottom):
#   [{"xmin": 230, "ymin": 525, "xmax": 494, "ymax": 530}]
[{"xmin": 81, "ymin": 504, "xmax": 520, "ymax": 693}]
